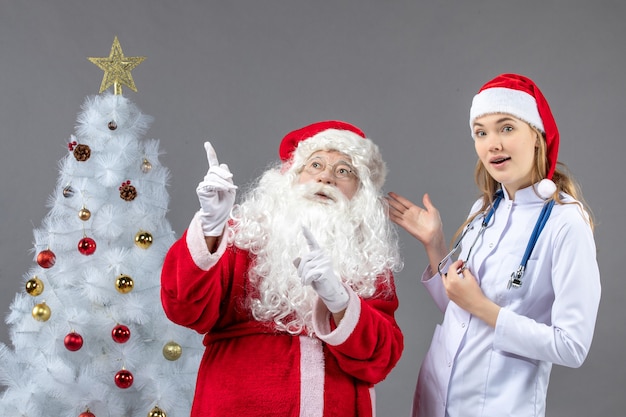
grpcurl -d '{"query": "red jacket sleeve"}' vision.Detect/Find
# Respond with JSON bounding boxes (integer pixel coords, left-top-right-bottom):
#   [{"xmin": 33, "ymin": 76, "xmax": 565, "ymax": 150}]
[
  {"xmin": 160, "ymin": 230, "xmax": 250, "ymax": 334},
  {"xmin": 313, "ymin": 275, "xmax": 404, "ymax": 384}
]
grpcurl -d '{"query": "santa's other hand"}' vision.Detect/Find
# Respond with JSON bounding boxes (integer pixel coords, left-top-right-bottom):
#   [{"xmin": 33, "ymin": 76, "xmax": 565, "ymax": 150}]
[{"xmin": 295, "ymin": 227, "xmax": 349, "ymax": 313}]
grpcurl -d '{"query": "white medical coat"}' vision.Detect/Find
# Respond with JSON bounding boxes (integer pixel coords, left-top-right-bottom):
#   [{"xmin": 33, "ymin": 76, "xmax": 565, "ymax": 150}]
[{"xmin": 412, "ymin": 185, "xmax": 601, "ymax": 417}]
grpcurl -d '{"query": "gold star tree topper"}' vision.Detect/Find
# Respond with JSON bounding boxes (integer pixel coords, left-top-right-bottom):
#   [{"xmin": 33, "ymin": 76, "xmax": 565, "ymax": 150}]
[{"xmin": 88, "ymin": 36, "xmax": 146, "ymax": 95}]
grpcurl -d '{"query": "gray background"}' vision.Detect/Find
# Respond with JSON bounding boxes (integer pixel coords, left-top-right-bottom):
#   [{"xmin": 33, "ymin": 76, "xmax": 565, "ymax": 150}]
[{"xmin": 0, "ymin": 1, "xmax": 623, "ymax": 416}]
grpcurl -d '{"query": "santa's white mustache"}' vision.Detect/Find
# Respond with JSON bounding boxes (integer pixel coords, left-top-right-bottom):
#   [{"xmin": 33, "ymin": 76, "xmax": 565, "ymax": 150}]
[{"xmin": 296, "ymin": 183, "xmax": 345, "ymax": 203}]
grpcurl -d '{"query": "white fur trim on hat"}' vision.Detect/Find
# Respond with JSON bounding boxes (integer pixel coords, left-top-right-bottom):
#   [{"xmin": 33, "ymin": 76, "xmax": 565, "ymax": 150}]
[{"xmin": 470, "ymin": 87, "xmax": 544, "ymax": 132}]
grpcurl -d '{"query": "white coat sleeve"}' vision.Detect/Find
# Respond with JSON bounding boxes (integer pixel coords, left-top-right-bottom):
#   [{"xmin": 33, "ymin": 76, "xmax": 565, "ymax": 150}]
[{"xmin": 422, "ymin": 263, "xmax": 451, "ymax": 313}]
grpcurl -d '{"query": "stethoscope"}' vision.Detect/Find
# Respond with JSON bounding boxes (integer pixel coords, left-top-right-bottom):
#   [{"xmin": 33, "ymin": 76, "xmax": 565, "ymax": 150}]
[{"xmin": 437, "ymin": 189, "xmax": 555, "ymax": 289}]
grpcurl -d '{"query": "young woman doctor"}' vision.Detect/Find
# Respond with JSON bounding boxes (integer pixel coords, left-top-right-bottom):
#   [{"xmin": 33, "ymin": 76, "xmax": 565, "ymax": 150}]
[{"xmin": 387, "ymin": 74, "xmax": 601, "ymax": 417}]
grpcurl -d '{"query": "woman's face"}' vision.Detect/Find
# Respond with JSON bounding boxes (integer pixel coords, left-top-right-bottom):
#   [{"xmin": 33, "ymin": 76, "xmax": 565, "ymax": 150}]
[{"xmin": 473, "ymin": 113, "xmax": 539, "ymax": 198}]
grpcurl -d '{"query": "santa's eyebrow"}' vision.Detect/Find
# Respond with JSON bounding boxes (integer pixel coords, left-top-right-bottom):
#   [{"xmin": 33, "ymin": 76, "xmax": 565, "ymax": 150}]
[
  {"xmin": 305, "ymin": 156, "xmax": 354, "ymax": 167},
  {"xmin": 333, "ymin": 159, "xmax": 354, "ymax": 167}
]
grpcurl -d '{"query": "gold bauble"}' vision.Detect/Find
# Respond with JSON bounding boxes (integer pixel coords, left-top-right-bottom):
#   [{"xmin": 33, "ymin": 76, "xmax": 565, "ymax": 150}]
[
  {"xmin": 32, "ymin": 302, "xmax": 51, "ymax": 322},
  {"xmin": 162, "ymin": 341, "xmax": 182, "ymax": 361},
  {"xmin": 141, "ymin": 158, "xmax": 153, "ymax": 173},
  {"xmin": 25, "ymin": 276, "xmax": 44, "ymax": 296},
  {"xmin": 115, "ymin": 274, "xmax": 134, "ymax": 294},
  {"xmin": 134, "ymin": 231, "xmax": 153, "ymax": 249},
  {"xmin": 78, "ymin": 207, "xmax": 92, "ymax": 221},
  {"xmin": 148, "ymin": 406, "xmax": 167, "ymax": 417}
]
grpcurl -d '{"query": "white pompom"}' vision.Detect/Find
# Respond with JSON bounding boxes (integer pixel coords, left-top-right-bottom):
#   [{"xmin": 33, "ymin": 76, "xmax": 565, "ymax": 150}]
[{"xmin": 537, "ymin": 178, "xmax": 556, "ymax": 199}]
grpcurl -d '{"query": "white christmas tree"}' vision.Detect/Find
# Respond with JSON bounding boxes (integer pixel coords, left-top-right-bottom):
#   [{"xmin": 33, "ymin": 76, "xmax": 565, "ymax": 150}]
[{"xmin": 0, "ymin": 38, "xmax": 203, "ymax": 417}]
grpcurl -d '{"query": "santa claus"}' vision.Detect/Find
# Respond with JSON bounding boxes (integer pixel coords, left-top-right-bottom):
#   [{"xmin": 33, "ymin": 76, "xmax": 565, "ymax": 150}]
[{"xmin": 161, "ymin": 120, "xmax": 404, "ymax": 417}]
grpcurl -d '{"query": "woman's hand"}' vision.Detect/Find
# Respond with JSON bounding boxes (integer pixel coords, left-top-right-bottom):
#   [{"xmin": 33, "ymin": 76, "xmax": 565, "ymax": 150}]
[
  {"xmin": 386, "ymin": 192, "xmax": 448, "ymax": 273},
  {"xmin": 443, "ymin": 260, "xmax": 501, "ymax": 327},
  {"xmin": 387, "ymin": 192, "xmax": 443, "ymax": 244}
]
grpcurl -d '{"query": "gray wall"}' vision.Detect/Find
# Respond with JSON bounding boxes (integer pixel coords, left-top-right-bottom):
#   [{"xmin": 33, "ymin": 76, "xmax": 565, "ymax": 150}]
[{"xmin": 1, "ymin": 1, "xmax": 623, "ymax": 415}]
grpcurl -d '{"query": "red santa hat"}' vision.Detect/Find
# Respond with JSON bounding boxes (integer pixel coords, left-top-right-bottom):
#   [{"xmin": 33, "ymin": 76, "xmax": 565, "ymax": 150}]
[
  {"xmin": 469, "ymin": 74, "xmax": 559, "ymax": 197},
  {"xmin": 278, "ymin": 120, "xmax": 386, "ymax": 190}
]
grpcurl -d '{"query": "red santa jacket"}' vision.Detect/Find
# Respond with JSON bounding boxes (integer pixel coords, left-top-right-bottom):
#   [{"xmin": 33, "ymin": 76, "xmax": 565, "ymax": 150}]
[{"xmin": 160, "ymin": 215, "xmax": 403, "ymax": 417}]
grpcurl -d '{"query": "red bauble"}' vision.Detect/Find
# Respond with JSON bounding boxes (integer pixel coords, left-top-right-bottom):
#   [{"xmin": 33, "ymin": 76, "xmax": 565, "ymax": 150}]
[
  {"xmin": 78, "ymin": 237, "xmax": 97, "ymax": 255},
  {"xmin": 111, "ymin": 324, "xmax": 130, "ymax": 343},
  {"xmin": 64, "ymin": 332, "xmax": 84, "ymax": 351},
  {"xmin": 79, "ymin": 410, "xmax": 96, "ymax": 417},
  {"xmin": 36, "ymin": 249, "xmax": 56, "ymax": 268},
  {"xmin": 114, "ymin": 369, "xmax": 133, "ymax": 389}
]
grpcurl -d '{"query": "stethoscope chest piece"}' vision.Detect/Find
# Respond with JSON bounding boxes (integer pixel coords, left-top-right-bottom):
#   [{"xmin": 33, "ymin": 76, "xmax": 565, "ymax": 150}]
[{"xmin": 508, "ymin": 266, "xmax": 525, "ymax": 289}]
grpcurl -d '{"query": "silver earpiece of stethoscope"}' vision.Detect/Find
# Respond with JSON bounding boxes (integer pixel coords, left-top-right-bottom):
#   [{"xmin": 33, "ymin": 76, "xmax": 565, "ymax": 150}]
[
  {"xmin": 437, "ymin": 191, "xmax": 503, "ymax": 278},
  {"xmin": 437, "ymin": 223, "xmax": 481, "ymax": 277},
  {"xmin": 437, "ymin": 235, "xmax": 464, "ymax": 277}
]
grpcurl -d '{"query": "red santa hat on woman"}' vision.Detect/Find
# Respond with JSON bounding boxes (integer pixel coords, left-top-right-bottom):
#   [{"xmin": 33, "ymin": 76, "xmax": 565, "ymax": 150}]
[
  {"xmin": 279, "ymin": 120, "xmax": 387, "ymax": 190},
  {"xmin": 469, "ymin": 73, "xmax": 559, "ymax": 198}
]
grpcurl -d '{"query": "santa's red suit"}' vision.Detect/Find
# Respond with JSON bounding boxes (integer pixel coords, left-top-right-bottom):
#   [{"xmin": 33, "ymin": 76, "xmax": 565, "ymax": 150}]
[{"xmin": 161, "ymin": 214, "xmax": 403, "ymax": 417}]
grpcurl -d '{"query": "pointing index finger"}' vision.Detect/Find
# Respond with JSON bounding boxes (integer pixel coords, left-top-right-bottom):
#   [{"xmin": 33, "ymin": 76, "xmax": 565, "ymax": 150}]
[
  {"xmin": 301, "ymin": 226, "xmax": 320, "ymax": 250},
  {"xmin": 204, "ymin": 141, "xmax": 219, "ymax": 168}
]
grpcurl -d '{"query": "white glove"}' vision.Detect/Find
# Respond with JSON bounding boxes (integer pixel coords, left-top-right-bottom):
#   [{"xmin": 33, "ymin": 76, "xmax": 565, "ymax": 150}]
[
  {"xmin": 196, "ymin": 142, "xmax": 237, "ymax": 236},
  {"xmin": 294, "ymin": 226, "xmax": 349, "ymax": 313}
]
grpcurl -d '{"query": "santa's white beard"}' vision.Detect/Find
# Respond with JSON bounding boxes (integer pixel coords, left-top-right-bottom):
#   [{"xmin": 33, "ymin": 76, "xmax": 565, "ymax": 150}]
[{"xmin": 229, "ymin": 169, "xmax": 394, "ymax": 335}]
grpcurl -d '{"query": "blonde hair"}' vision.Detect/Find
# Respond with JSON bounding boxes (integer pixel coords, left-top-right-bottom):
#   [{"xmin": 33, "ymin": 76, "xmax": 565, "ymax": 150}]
[{"xmin": 452, "ymin": 126, "xmax": 594, "ymax": 245}]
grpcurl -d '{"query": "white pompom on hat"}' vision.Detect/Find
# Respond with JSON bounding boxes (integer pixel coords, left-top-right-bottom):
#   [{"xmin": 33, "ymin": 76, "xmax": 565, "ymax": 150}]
[
  {"xmin": 536, "ymin": 178, "xmax": 557, "ymax": 199},
  {"xmin": 469, "ymin": 74, "xmax": 560, "ymax": 196}
]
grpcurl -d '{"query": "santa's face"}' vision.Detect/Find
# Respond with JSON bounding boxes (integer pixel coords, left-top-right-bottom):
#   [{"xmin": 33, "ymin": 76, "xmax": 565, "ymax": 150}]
[{"xmin": 297, "ymin": 150, "xmax": 360, "ymax": 200}]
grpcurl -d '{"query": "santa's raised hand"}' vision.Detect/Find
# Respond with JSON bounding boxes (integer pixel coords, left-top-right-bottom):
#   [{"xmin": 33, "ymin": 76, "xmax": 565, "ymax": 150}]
[{"xmin": 196, "ymin": 142, "xmax": 237, "ymax": 236}]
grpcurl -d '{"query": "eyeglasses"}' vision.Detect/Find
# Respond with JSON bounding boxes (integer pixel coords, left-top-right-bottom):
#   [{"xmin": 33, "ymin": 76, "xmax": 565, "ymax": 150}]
[{"xmin": 301, "ymin": 157, "xmax": 357, "ymax": 181}]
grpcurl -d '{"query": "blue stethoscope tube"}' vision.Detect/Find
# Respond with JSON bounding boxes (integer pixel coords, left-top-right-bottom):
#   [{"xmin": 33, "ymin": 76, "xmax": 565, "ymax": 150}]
[
  {"xmin": 437, "ymin": 190, "xmax": 554, "ymax": 290},
  {"xmin": 508, "ymin": 198, "xmax": 555, "ymax": 288}
]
